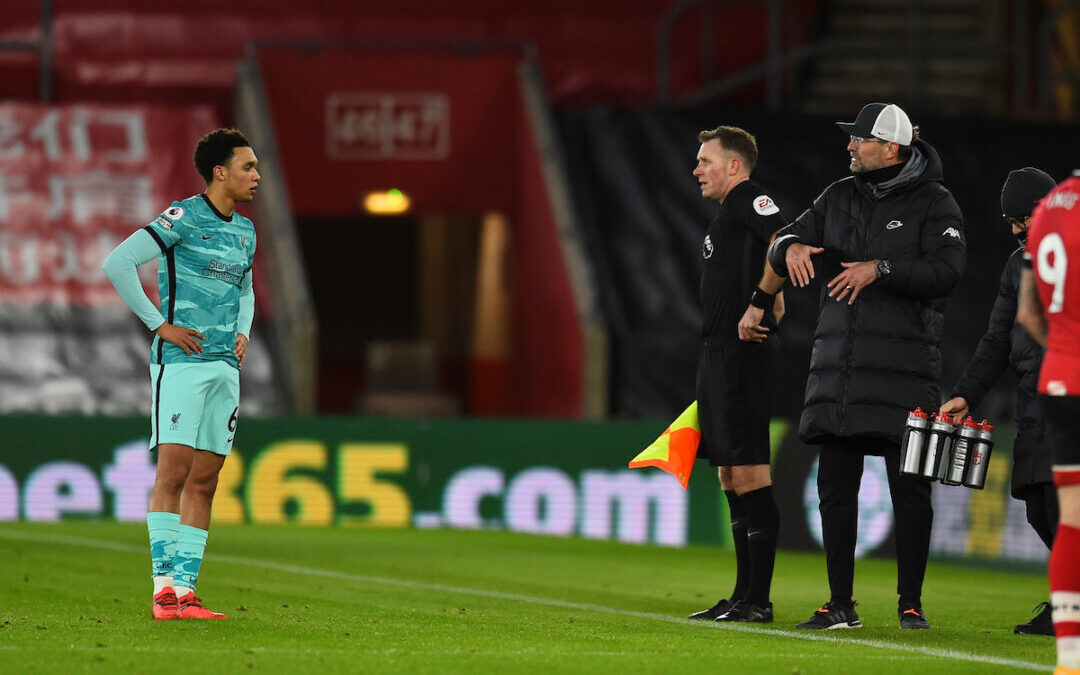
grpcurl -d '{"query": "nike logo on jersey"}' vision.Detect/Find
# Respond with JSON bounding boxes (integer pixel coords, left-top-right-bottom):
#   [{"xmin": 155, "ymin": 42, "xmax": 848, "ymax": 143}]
[
  {"xmin": 201, "ymin": 234, "xmax": 215, "ymax": 241},
  {"xmin": 886, "ymin": 220, "xmax": 903, "ymax": 229}
]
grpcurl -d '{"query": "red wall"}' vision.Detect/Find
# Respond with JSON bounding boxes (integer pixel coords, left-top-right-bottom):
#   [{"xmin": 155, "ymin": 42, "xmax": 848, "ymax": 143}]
[
  {"xmin": 1, "ymin": 1, "xmax": 819, "ymax": 112},
  {"xmin": 258, "ymin": 47, "xmax": 520, "ymax": 217}
]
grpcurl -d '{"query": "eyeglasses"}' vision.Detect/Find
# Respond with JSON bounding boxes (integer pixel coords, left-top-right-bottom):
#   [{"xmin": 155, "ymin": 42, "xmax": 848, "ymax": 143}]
[
  {"xmin": 846, "ymin": 135, "xmax": 889, "ymax": 145},
  {"xmin": 849, "ymin": 135, "xmax": 888, "ymax": 146}
]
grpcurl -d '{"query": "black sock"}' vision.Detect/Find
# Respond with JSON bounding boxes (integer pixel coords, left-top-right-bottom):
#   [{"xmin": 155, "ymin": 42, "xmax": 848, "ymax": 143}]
[
  {"xmin": 740, "ymin": 485, "xmax": 779, "ymax": 607},
  {"xmin": 724, "ymin": 490, "xmax": 750, "ymax": 602}
]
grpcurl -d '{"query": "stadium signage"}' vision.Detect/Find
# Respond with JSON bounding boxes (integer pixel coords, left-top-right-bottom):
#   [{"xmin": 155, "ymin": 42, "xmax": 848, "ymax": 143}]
[
  {"xmin": 325, "ymin": 92, "xmax": 450, "ymax": 160},
  {"xmin": 0, "ymin": 103, "xmax": 217, "ymax": 305},
  {"xmin": 0, "ymin": 416, "xmax": 1049, "ymax": 561},
  {"xmin": 0, "ymin": 438, "xmax": 686, "ymax": 546}
]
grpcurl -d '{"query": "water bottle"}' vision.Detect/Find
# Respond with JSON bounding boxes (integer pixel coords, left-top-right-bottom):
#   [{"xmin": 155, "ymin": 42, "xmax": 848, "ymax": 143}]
[
  {"xmin": 900, "ymin": 407, "xmax": 930, "ymax": 477},
  {"xmin": 920, "ymin": 413, "xmax": 955, "ymax": 481},
  {"xmin": 944, "ymin": 416, "xmax": 980, "ymax": 486},
  {"xmin": 963, "ymin": 420, "xmax": 995, "ymax": 489}
]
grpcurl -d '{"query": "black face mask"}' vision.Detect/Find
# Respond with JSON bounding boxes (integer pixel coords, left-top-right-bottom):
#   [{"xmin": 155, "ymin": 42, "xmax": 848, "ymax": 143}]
[{"xmin": 1016, "ymin": 230, "xmax": 1028, "ymax": 247}]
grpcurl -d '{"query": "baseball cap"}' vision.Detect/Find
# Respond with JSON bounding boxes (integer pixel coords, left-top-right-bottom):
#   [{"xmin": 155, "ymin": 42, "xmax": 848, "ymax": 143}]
[
  {"xmin": 1001, "ymin": 167, "xmax": 1057, "ymax": 218},
  {"xmin": 836, "ymin": 103, "xmax": 914, "ymax": 145}
]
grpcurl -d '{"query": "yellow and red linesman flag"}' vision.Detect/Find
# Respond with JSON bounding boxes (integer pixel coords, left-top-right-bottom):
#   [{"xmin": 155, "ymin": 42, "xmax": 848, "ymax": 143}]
[{"xmin": 629, "ymin": 401, "xmax": 700, "ymax": 489}]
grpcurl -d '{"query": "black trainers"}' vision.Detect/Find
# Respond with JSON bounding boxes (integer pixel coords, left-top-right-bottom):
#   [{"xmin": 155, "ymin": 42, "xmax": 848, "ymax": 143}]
[
  {"xmin": 1014, "ymin": 601, "xmax": 1054, "ymax": 636},
  {"xmin": 795, "ymin": 601, "xmax": 861, "ymax": 629},
  {"xmin": 899, "ymin": 603, "xmax": 930, "ymax": 630},
  {"xmin": 689, "ymin": 598, "xmax": 731, "ymax": 621},
  {"xmin": 716, "ymin": 600, "xmax": 774, "ymax": 623}
]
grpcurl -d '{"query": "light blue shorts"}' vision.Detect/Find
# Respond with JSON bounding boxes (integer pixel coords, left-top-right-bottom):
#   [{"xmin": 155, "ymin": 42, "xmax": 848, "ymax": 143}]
[{"xmin": 149, "ymin": 361, "xmax": 239, "ymax": 456}]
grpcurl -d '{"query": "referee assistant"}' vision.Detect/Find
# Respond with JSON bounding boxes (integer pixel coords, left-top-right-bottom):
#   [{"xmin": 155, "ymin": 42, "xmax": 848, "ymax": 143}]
[{"xmin": 686, "ymin": 126, "xmax": 786, "ymax": 624}]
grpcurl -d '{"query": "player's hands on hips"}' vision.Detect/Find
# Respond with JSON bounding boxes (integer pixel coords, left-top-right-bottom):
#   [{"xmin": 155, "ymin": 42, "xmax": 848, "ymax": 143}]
[
  {"xmin": 827, "ymin": 261, "xmax": 878, "ymax": 305},
  {"xmin": 786, "ymin": 242, "xmax": 825, "ymax": 287},
  {"xmin": 738, "ymin": 305, "xmax": 769, "ymax": 343},
  {"xmin": 155, "ymin": 322, "xmax": 204, "ymax": 356},
  {"xmin": 939, "ymin": 397, "xmax": 969, "ymax": 423},
  {"xmin": 234, "ymin": 333, "xmax": 249, "ymax": 367}
]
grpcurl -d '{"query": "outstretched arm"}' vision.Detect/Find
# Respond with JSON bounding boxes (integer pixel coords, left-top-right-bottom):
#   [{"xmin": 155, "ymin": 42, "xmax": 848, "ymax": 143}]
[
  {"xmin": 101, "ymin": 229, "xmax": 167, "ymax": 331},
  {"xmin": 102, "ymin": 228, "xmax": 205, "ymax": 356}
]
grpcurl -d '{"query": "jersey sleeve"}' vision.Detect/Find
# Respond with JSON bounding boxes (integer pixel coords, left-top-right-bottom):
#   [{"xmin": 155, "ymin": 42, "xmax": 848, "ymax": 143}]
[
  {"xmin": 101, "ymin": 229, "xmax": 167, "ymax": 331},
  {"xmin": 237, "ymin": 224, "xmax": 257, "ymax": 338},
  {"xmin": 143, "ymin": 203, "xmax": 188, "ymax": 251},
  {"xmin": 237, "ymin": 268, "xmax": 255, "ymax": 338},
  {"xmin": 741, "ymin": 192, "xmax": 787, "ymax": 243}
]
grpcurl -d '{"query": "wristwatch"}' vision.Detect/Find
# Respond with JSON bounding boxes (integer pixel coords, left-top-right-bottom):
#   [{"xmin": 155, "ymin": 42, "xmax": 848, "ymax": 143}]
[{"xmin": 875, "ymin": 259, "xmax": 892, "ymax": 279}]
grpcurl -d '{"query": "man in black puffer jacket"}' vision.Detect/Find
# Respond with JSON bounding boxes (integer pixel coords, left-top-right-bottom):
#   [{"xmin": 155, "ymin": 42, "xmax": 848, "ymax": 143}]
[
  {"xmin": 940, "ymin": 167, "xmax": 1058, "ymax": 636},
  {"xmin": 738, "ymin": 103, "xmax": 966, "ymax": 630}
]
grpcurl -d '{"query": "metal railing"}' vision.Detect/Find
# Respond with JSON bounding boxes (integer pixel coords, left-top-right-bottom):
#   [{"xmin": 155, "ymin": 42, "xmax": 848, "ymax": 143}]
[
  {"xmin": 655, "ymin": 0, "xmax": 1069, "ymax": 118},
  {"xmin": 235, "ymin": 51, "xmax": 319, "ymax": 414}
]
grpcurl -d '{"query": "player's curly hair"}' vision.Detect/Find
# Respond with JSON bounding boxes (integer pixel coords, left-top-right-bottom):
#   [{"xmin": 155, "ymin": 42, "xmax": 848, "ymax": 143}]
[
  {"xmin": 697, "ymin": 126, "xmax": 758, "ymax": 172},
  {"xmin": 194, "ymin": 128, "xmax": 252, "ymax": 183}
]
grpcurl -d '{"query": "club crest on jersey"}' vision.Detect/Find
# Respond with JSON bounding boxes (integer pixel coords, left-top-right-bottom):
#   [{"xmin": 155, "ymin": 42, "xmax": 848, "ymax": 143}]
[
  {"xmin": 703, "ymin": 235, "xmax": 714, "ymax": 259},
  {"xmin": 753, "ymin": 195, "xmax": 779, "ymax": 216},
  {"xmin": 240, "ymin": 236, "xmax": 247, "ymax": 257},
  {"xmin": 943, "ymin": 227, "xmax": 961, "ymax": 239}
]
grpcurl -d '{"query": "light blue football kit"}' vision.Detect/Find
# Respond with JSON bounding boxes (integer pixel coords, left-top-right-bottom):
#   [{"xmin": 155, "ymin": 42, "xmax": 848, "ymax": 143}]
[
  {"xmin": 103, "ymin": 193, "xmax": 256, "ymax": 456},
  {"xmin": 104, "ymin": 189, "xmax": 256, "ymax": 606}
]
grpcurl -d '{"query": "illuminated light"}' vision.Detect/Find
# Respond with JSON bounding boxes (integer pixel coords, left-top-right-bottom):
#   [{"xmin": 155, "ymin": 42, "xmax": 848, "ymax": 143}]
[{"xmin": 363, "ymin": 188, "xmax": 411, "ymax": 215}]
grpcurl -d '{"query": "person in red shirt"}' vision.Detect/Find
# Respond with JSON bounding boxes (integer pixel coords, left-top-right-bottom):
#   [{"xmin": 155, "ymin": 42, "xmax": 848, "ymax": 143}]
[{"xmin": 1017, "ymin": 171, "xmax": 1080, "ymax": 675}]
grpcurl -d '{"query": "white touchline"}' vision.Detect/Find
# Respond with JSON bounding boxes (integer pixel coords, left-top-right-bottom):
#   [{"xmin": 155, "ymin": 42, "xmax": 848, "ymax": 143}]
[{"xmin": 0, "ymin": 529, "xmax": 1052, "ymax": 673}]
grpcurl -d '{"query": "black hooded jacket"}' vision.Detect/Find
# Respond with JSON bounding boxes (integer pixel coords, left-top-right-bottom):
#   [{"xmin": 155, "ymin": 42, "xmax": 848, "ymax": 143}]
[
  {"xmin": 769, "ymin": 139, "xmax": 966, "ymax": 445},
  {"xmin": 951, "ymin": 247, "xmax": 1050, "ymax": 494}
]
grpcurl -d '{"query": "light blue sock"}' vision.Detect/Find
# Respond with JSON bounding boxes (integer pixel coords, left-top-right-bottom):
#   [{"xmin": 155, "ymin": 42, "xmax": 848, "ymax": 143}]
[
  {"xmin": 146, "ymin": 511, "xmax": 180, "ymax": 587},
  {"xmin": 173, "ymin": 524, "xmax": 209, "ymax": 593}
]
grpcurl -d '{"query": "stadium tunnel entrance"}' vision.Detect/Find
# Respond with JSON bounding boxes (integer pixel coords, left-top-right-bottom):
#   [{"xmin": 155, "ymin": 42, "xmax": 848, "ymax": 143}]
[
  {"xmin": 298, "ymin": 213, "xmax": 488, "ymax": 415},
  {"xmin": 249, "ymin": 42, "xmax": 590, "ymax": 417}
]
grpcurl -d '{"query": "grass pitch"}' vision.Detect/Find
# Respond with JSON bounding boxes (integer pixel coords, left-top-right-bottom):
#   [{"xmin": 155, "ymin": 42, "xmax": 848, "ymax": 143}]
[{"xmin": 0, "ymin": 522, "xmax": 1057, "ymax": 674}]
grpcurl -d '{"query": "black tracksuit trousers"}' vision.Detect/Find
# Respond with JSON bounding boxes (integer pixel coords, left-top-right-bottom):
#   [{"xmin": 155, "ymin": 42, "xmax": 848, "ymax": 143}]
[{"xmin": 817, "ymin": 441, "xmax": 933, "ymax": 606}]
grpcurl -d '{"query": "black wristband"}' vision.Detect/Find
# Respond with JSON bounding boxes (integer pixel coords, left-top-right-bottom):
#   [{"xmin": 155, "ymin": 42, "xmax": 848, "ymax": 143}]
[{"xmin": 750, "ymin": 288, "xmax": 775, "ymax": 312}]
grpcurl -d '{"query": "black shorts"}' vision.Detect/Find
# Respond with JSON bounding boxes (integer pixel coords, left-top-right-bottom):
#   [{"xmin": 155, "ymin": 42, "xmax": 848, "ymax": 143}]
[
  {"xmin": 1039, "ymin": 394, "xmax": 1080, "ymax": 487},
  {"xmin": 695, "ymin": 339, "xmax": 775, "ymax": 467}
]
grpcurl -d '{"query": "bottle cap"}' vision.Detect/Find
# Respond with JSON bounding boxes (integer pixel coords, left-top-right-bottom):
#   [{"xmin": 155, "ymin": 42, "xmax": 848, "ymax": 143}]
[{"xmin": 909, "ymin": 407, "xmax": 929, "ymax": 419}]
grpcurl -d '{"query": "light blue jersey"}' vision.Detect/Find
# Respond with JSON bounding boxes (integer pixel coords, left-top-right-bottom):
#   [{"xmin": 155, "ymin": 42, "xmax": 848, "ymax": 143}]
[{"xmin": 142, "ymin": 194, "xmax": 256, "ymax": 367}]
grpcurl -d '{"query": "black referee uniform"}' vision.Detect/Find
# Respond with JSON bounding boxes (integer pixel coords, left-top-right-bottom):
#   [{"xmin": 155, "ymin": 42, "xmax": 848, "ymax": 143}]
[{"xmin": 696, "ymin": 179, "xmax": 785, "ymax": 466}]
